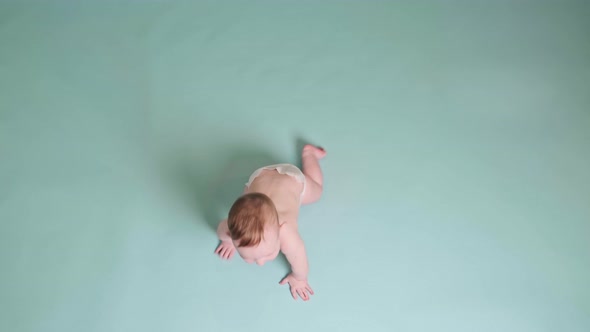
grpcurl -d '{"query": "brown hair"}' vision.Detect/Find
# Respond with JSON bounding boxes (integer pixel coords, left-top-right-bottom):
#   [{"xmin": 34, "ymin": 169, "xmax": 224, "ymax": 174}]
[{"xmin": 227, "ymin": 193, "xmax": 279, "ymax": 247}]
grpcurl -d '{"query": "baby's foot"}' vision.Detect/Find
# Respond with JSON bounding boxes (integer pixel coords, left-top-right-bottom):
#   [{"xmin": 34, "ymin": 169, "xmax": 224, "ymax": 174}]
[{"xmin": 303, "ymin": 144, "xmax": 327, "ymax": 159}]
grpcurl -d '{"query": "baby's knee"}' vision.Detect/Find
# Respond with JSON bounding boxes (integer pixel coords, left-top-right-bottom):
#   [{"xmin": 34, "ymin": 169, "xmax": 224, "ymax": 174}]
[{"xmin": 308, "ymin": 182, "xmax": 323, "ymax": 202}]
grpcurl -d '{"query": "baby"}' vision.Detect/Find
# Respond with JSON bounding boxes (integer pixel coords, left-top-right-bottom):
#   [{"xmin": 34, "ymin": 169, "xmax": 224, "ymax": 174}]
[{"xmin": 214, "ymin": 144, "xmax": 327, "ymax": 301}]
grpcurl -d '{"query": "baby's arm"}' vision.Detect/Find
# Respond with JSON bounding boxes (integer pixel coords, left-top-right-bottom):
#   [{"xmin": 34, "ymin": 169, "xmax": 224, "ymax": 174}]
[
  {"xmin": 279, "ymin": 225, "xmax": 314, "ymax": 301},
  {"xmin": 281, "ymin": 226, "xmax": 309, "ymax": 279},
  {"xmin": 215, "ymin": 219, "xmax": 236, "ymax": 259}
]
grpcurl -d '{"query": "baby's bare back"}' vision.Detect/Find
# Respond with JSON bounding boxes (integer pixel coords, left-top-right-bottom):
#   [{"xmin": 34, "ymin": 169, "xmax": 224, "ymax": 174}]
[{"xmin": 245, "ymin": 169, "xmax": 303, "ymax": 226}]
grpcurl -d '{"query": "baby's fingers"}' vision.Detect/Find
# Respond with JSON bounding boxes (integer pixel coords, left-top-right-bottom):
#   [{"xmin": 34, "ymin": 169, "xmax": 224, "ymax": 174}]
[
  {"xmin": 306, "ymin": 285, "xmax": 314, "ymax": 295},
  {"xmin": 222, "ymin": 247, "xmax": 230, "ymax": 259},
  {"xmin": 225, "ymin": 248, "xmax": 233, "ymax": 259},
  {"xmin": 215, "ymin": 247, "xmax": 225, "ymax": 257},
  {"xmin": 225, "ymin": 248, "xmax": 234, "ymax": 259},
  {"xmin": 290, "ymin": 287, "xmax": 298, "ymax": 300},
  {"xmin": 297, "ymin": 289, "xmax": 309, "ymax": 301}
]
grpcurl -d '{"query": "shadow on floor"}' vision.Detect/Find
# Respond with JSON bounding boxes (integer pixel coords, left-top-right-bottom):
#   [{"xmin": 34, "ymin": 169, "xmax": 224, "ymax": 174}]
[{"xmin": 165, "ymin": 146, "xmax": 282, "ymax": 229}]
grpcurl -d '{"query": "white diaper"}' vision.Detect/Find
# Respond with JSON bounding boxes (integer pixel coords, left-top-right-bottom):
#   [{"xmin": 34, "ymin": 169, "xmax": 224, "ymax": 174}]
[{"xmin": 245, "ymin": 163, "xmax": 306, "ymax": 198}]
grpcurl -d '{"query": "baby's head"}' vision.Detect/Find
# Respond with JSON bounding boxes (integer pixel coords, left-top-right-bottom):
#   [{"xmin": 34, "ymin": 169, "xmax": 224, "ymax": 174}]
[{"xmin": 227, "ymin": 192, "xmax": 281, "ymax": 266}]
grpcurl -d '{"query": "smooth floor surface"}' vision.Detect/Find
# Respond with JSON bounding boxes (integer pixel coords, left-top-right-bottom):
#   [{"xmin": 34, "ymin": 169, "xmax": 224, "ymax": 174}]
[{"xmin": 1, "ymin": 1, "xmax": 589, "ymax": 332}]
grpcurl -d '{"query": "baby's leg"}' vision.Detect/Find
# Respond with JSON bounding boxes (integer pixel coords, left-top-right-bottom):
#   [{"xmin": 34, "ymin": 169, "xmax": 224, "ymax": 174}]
[{"xmin": 301, "ymin": 144, "xmax": 326, "ymax": 205}]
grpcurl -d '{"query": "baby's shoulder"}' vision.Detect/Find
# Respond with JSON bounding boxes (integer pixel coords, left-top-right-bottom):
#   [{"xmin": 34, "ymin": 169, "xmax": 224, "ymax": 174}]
[
  {"xmin": 279, "ymin": 223, "xmax": 302, "ymax": 253},
  {"xmin": 279, "ymin": 221, "xmax": 298, "ymax": 239}
]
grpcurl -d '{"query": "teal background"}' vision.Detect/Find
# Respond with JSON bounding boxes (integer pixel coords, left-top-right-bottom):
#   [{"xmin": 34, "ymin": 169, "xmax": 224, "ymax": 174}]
[{"xmin": 1, "ymin": 1, "xmax": 589, "ymax": 331}]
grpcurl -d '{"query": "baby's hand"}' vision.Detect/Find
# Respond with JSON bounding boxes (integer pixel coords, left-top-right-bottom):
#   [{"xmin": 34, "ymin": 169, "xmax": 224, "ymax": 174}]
[
  {"xmin": 215, "ymin": 241, "xmax": 236, "ymax": 260},
  {"xmin": 279, "ymin": 274, "xmax": 314, "ymax": 301}
]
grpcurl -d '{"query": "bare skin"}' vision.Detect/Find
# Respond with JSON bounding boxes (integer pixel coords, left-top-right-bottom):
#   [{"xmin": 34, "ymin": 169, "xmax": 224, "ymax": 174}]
[{"xmin": 214, "ymin": 144, "xmax": 327, "ymax": 301}]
